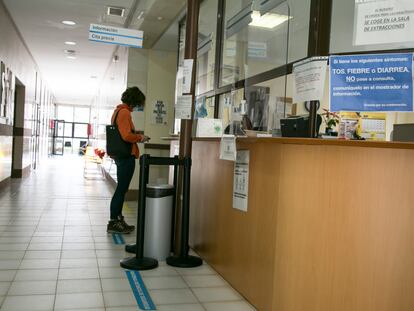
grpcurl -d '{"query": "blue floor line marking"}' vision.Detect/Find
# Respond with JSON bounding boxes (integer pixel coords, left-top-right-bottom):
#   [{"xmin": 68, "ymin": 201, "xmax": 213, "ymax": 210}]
[
  {"xmin": 112, "ymin": 233, "xmax": 125, "ymax": 244},
  {"xmin": 126, "ymin": 270, "xmax": 157, "ymax": 310}
]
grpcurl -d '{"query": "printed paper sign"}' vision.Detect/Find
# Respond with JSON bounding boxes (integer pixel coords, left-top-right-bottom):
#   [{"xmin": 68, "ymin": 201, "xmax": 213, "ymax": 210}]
[
  {"xmin": 175, "ymin": 95, "xmax": 192, "ymax": 120},
  {"xmin": 293, "ymin": 57, "xmax": 328, "ymax": 103},
  {"xmin": 182, "ymin": 59, "xmax": 194, "ymax": 94},
  {"xmin": 151, "ymin": 100, "xmax": 167, "ymax": 125},
  {"xmin": 233, "ymin": 150, "xmax": 249, "ymax": 212},
  {"xmin": 353, "ymin": 0, "xmax": 414, "ymax": 46},
  {"xmin": 330, "ymin": 53, "xmax": 414, "ymax": 112},
  {"xmin": 219, "ymin": 135, "xmax": 237, "ymax": 161}
]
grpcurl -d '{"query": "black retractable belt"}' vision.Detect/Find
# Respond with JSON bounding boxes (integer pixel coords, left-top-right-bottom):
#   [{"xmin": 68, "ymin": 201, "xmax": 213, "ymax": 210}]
[{"xmin": 120, "ymin": 154, "xmax": 202, "ymax": 270}]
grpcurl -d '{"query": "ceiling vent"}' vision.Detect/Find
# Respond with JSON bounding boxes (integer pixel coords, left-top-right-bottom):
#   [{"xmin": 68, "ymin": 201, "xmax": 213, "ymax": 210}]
[{"xmin": 107, "ymin": 6, "xmax": 125, "ymax": 17}]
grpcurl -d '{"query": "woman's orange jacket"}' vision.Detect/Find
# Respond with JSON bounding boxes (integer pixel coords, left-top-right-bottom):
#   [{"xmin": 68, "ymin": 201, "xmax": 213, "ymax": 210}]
[{"xmin": 111, "ymin": 103, "xmax": 143, "ymax": 158}]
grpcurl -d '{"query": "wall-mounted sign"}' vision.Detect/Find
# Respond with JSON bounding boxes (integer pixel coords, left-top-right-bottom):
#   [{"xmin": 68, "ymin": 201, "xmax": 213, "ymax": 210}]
[
  {"xmin": 89, "ymin": 24, "xmax": 143, "ymax": 48},
  {"xmin": 233, "ymin": 150, "xmax": 249, "ymax": 212},
  {"xmin": 330, "ymin": 53, "xmax": 414, "ymax": 112},
  {"xmin": 293, "ymin": 56, "xmax": 328, "ymax": 103},
  {"xmin": 354, "ymin": 0, "xmax": 414, "ymax": 46},
  {"xmin": 151, "ymin": 100, "xmax": 167, "ymax": 125}
]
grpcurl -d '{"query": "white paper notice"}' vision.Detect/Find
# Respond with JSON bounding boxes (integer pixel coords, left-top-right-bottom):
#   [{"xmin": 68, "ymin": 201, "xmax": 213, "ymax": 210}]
[
  {"xmin": 196, "ymin": 118, "xmax": 223, "ymax": 137},
  {"xmin": 233, "ymin": 150, "xmax": 250, "ymax": 212},
  {"xmin": 293, "ymin": 56, "xmax": 328, "ymax": 103},
  {"xmin": 182, "ymin": 59, "xmax": 194, "ymax": 94},
  {"xmin": 176, "ymin": 95, "xmax": 192, "ymax": 120},
  {"xmin": 219, "ymin": 135, "xmax": 237, "ymax": 161},
  {"xmin": 175, "ymin": 67, "xmax": 184, "ymax": 99},
  {"xmin": 354, "ymin": 0, "xmax": 414, "ymax": 46}
]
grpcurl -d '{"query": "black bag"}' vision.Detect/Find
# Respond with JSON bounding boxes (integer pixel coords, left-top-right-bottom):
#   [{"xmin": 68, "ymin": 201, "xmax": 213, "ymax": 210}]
[{"xmin": 106, "ymin": 109, "xmax": 132, "ymax": 158}]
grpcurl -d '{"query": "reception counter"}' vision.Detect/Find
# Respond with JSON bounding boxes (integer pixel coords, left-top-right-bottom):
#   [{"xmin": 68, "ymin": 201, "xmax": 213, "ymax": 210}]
[{"xmin": 187, "ymin": 137, "xmax": 414, "ymax": 311}]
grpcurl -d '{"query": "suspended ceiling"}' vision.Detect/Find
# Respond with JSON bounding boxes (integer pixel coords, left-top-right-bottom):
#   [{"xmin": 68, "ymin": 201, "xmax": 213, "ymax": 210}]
[{"xmin": 3, "ymin": 0, "xmax": 185, "ymax": 106}]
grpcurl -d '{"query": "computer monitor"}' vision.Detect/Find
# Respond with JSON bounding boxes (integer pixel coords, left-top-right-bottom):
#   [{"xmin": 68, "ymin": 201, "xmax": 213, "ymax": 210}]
[
  {"xmin": 392, "ymin": 124, "xmax": 414, "ymax": 142},
  {"xmin": 280, "ymin": 115, "xmax": 322, "ymax": 138}
]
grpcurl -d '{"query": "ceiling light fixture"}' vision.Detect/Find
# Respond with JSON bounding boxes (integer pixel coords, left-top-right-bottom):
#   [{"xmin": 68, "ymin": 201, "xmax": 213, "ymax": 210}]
[
  {"xmin": 137, "ymin": 11, "xmax": 144, "ymax": 19},
  {"xmin": 62, "ymin": 20, "xmax": 76, "ymax": 26},
  {"xmin": 64, "ymin": 41, "xmax": 76, "ymax": 45},
  {"xmin": 249, "ymin": 11, "xmax": 290, "ymax": 29}
]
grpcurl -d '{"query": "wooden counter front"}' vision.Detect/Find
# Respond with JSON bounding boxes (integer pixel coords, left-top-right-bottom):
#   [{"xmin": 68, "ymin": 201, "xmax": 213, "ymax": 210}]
[{"xmin": 189, "ymin": 139, "xmax": 414, "ymax": 311}]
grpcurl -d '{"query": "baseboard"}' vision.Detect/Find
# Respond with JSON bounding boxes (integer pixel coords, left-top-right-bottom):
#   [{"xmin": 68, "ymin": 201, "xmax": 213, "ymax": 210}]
[
  {"xmin": 0, "ymin": 177, "xmax": 11, "ymax": 192},
  {"xmin": 11, "ymin": 165, "xmax": 31, "ymax": 179},
  {"xmin": 11, "ymin": 169, "xmax": 21, "ymax": 178}
]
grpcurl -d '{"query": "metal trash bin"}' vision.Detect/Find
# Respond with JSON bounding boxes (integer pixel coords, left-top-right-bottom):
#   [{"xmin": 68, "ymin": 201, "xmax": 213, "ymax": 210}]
[{"xmin": 144, "ymin": 184, "xmax": 174, "ymax": 261}]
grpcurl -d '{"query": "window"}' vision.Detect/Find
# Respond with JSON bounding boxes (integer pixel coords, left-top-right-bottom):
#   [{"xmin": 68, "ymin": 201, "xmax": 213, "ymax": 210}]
[
  {"xmin": 74, "ymin": 107, "xmax": 90, "ymax": 123},
  {"xmin": 57, "ymin": 106, "xmax": 73, "ymax": 122},
  {"xmin": 57, "ymin": 105, "xmax": 91, "ymax": 123},
  {"xmin": 74, "ymin": 123, "xmax": 88, "ymax": 138},
  {"xmin": 196, "ymin": 0, "xmax": 219, "ymax": 95},
  {"xmin": 330, "ymin": 0, "xmax": 414, "ymax": 54},
  {"xmin": 64, "ymin": 123, "xmax": 73, "ymax": 137},
  {"xmin": 220, "ymin": 0, "xmax": 310, "ymax": 86}
]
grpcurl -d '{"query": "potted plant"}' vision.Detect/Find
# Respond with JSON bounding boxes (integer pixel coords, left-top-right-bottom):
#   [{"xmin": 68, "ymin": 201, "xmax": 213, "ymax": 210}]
[{"xmin": 322, "ymin": 109, "xmax": 339, "ymax": 136}]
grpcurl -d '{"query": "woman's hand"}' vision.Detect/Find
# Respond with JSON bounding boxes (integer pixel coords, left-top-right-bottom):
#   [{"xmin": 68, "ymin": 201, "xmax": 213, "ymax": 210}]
[{"xmin": 140, "ymin": 135, "xmax": 150, "ymax": 143}]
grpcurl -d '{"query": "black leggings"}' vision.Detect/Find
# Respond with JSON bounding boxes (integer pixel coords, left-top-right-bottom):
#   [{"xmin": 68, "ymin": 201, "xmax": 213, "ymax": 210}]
[{"xmin": 110, "ymin": 156, "xmax": 135, "ymax": 219}]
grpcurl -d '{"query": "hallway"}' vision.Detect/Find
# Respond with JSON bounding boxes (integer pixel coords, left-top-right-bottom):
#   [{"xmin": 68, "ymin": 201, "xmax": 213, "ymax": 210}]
[{"xmin": 0, "ymin": 156, "xmax": 255, "ymax": 311}]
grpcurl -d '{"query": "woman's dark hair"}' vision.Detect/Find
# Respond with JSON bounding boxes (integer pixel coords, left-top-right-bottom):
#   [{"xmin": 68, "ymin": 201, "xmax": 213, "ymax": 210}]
[{"xmin": 121, "ymin": 87, "xmax": 145, "ymax": 108}]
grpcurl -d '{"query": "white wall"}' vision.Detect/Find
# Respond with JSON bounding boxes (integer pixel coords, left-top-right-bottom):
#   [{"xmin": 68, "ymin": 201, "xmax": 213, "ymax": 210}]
[
  {"xmin": 127, "ymin": 48, "xmax": 177, "ymax": 189},
  {"xmin": 95, "ymin": 45, "xmax": 177, "ymax": 190},
  {"xmin": 0, "ymin": 1, "xmax": 53, "ymax": 182}
]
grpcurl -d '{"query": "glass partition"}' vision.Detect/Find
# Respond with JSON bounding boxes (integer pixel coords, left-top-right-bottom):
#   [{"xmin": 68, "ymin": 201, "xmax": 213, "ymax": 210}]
[
  {"xmin": 218, "ymin": 88, "xmax": 244, "ymax": 130},
  {"xmin": 220, "ymin": 0, "xmax": 310, "ymax": 86},
  {"xmin": 247, "ymin": 75, "xmax": 294, "ymax": 132},
  {"xmin": 218, "ymin": 75, "xmax": 292, "ymax": 134},
  {"xmin": 196, "ymin": 0, "xmax": 219, "ymax": 95}
]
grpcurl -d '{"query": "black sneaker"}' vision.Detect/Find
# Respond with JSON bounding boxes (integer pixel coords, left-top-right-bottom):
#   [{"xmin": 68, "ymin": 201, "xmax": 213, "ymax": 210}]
[
  {"xmin": 118, "ymin": 216, "xmax": 135, "ymax": 232},
  {"xmin": 107, "ymin": 220, "xmax": 134, "ymax": 234}
]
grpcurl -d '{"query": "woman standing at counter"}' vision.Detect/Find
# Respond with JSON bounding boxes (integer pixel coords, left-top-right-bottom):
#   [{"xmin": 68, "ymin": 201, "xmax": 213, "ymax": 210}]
[{"xmin": 107, "ymin": 86, "xmax": 149, "ymax": 234}]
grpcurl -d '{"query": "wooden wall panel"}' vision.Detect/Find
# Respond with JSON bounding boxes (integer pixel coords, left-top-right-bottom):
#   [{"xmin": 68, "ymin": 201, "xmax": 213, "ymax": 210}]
[
  {"xmin": 190, "ymin": 141, "xmax": 282, "ymax": 311},
  {"xmin": 273, "ymin": 145, "xmax": 414, "ymax": 311},
  {"xmin": 190, "ymin": 140, "xmax": 414, "ymax": 311}
]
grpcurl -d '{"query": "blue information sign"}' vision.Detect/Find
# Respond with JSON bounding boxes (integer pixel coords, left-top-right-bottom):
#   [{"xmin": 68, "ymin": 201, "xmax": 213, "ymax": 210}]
[{"xmin": 330, "ymin": 53, "xmax": 414, "ymax": 112}]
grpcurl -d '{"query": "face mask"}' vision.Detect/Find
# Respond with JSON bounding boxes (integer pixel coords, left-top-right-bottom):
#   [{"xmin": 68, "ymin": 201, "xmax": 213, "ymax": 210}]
[{"xmin": 132, "ymin": 105, "xmax": 141, "ymax": 112}]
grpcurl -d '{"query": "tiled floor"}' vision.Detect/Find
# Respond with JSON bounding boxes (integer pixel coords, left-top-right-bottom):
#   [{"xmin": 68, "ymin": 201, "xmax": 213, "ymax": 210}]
[{"xmin": 0, "ymin": 156, "xmax": 256, "ymax": 311}]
